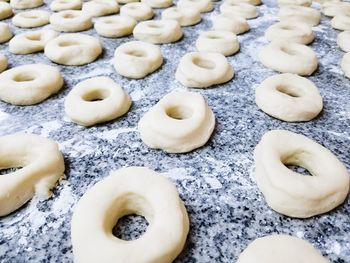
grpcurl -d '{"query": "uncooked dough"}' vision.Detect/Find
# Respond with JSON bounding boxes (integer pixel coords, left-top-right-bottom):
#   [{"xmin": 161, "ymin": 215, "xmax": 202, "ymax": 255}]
[
  {"xmin": 237, "ymin": 235, "xmax": 330, "ymax": 263},
  {"xmin": 65, "ymin": 77, "xmax": 131, "ymax": 126},
  {"xmin": 278, "ymin": 6, "xmax": 321, "ymax": 26},
  {"xmin": 177, "ymin": 0, "xmax": 213, "ymax": 13},
  {"xmin": 337, "ymin": 30, "xmax": 350, "ymax": 51},
  {"xmin": 141, "ymin": 0, "xmax": 172, "ymax": 8},
  {"xmin": 212, "ymin": 14, "xmax": 249, "ymax": 35},
  {"xmin": 0, "ymin": 2, "xmax": 12, "ymax": 20},
  {"xmin": 341, "ymin": 52, "xmax": 350, "ymax": 78},
  {"xmin": 10, "ymin": 0, "xmax": 43, "ymax": 9},
  {"xmin": 162, "ymin": 7, "xmax": 200, "ymax": 27},
  {"xmin": 226, "ymin": 0, "xmax": 261, "ymax": 6},
  {"xmin": 220, "ymin": 1, "xmax": 258, "ymax": 19},
  {"xmin": 82, "ymin": 0, "xmax": 119, "ymax": 17},
  {"xmin": 45, "ymin": 34, "xmax": 102, "ymax": 66},
  {"xmin": 331, "ymin": 14, "xmax": 350, "ymax": 31},
  {"xmin": 0, "ymin": 22, "xmax": 12, "ymax": 43},
  {"xmin": 113, "ymin": 40, "xmax": 163, "ymax": 79},
  {"xmin": 50, "ymin": 10, "xmax": 93, "ymax": 32},
  {"xmin": 176, "ymin": 52, "xmax": 234, "ymax": 88},
  {"xmin": 259, "ymin": 41, "xmax": 318, "ymax": 76},
  {"xmin": 94, "ymin": 15, "xmax": 136, "ymax": 38},
  {"xmin": 12, "ymin": 10, "xmax": 50, "ymax": 28},
  {"xmin": 0, "ymin": 133, "xmax": 65, "ymax": 217},
  {"xmin": 0, "ymin": 54, "xmax": 7, "ymax": 73},
  {"xmin": 254, "ymin": 129, "xmax": 350, "ymax": 218},
  {"xmin": 322, "ymin": 1, "xmax": 350, "ymax": 17},
  {"xmin": 255, "ymin": 73, "xmax": 323, "ymax": 122},
  {"xmin": 50, "ymin": 0, "xmax": 82, "ymax": 11},
  {"xmin": 139, "ymin": 91, "xmax": 215, "ymax": 153},
  {"xmin": 71, "ymin": 166, "xmax": 189, "ymax": 263},
  {"xmin": 120, "ymin": 3, "xmax": 154, "ymax": 21},
  {"xmin": 277, "ymin": 0, "xmax": 312, "ymax": 6}
]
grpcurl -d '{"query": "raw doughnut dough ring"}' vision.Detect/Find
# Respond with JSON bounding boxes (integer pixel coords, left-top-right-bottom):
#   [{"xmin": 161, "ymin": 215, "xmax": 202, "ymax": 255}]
[
  {"xmin": 237, "ymin": 235, "xmax": 330, "ymax": 263},
  {"xmin": 120, "ymin": 3, "xmax": 154, "ymax": 21},
  {"xmin": 331, "ymin": 14, "xmax": 350, "ymax": 31},
  {"xmin": 255, "ymin": 73, "xmax": 323, "ymax": 122},
  {"xmin": 337, "ymin": 30, "xmax": 350, "ymax": 51},
  {"xmin": 50, "ymin": 0, "xmax": 82, "ymax": 11},
  {"xmin": 220, "ymin": 1, "xmax": 258, "ymax": 19},
  {"xmin": 71, "ymin": 166, "xmax": 189, "ymax": 263},
  {"xmin": 278, "ymin": 6, "xmax": 321, "ymax": 26},
  {"xmin": 177, "ymin": 0, "xmax": 213, "ymax": 13},
  {"xmin": 0, "ymin": 134, "xmax": 65, "ymax": 217},
  {"xmin": 113, "ymin": 41, "xmax": 163, "ymax": 79},
  {"xmin": 322, "ymin": 1, "xmax": 350, "ymax": 17},
  {"xmin": 95, "ymin": 15, "xmax": 136, "ymax": 38},
  {"xmin": 50, "ymin": 10, "xmax": 93, "ymax": 32},
  {"xmin": 254, "ymin": 129, "xmax": 350, "ymax": 218},
  {"xmin": 45, "ymin": 34, "xmax": 102, "ymax": 66},
  {"xmin": 10, "ymin": 0, "xmax": 43, "ymax": 9},
  {"xmin": 265, "ymin": 21, "xmax": 314, "ymax": 45},
  {"xmin": 196, "ymin": 30, "xmax": 240, "ymax": 56},
  {"xmin": 212, "ymin": 14, "xmax": 249, "ymax": 35},
  {"xmin": 226, "ymin": 0, "xmax": 261, "ymax": 6},
  {"xmin": 82, "ymin": 0, "xmax": 119, "ymax": 17},
  {"xmin": 138, "ymin": 91, "xmax": 215, "ymax": 153},
  {"xmin": 141, "ymin": 0, "xmax": 172, "ymax": 8},
  {"xmin": 0, "ymin": 2, "xmax": 12, "ymax": 20},
  {"xmin": 0, "ymin": 64, "xmax": 64, "ymax": 105},
  {"xmin": 341, "ymin": 52, "xmax": 350, "ymax": 78},
  {"xmin": 277, "ymin": 0, "xmax": 312, "ymax": 6},
  {"xmin": 133, "ymin": 19, "xmax": 182, "ymax": 44},
  {"xmin": 65, "ymin": 77, "xmax": 131, "ymax": 126},
  {"xmin": 259, "ymin": 41, "xmax": 318, "ymax": 76},
  {"xmin": 161, "ymin": 7, "xmax": 201, "ymax": 26},
  {"xmin": 0, "ymin": 22, "xmax": 12, "ymax": 43},
  {"xmin": 12, "ymin": 10, "xmax": 50, "ymax": 28},
  {"xmin": 176, "ymin": 52, "xmax": 234, "ymax": 88},
  {"xmin": 9, "ymin": 29, "xmax": 58, "ymax": 54},
  {"xmin": 0, "ymin": 54, "xmax": 7, "ymax": 73}
]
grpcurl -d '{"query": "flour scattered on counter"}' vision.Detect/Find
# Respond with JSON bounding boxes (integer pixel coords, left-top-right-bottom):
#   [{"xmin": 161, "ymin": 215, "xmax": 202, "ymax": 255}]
[
  {"xmin": 95, "ymin": 127, "xmax": 137, "ymax": 140},
  {"xmin": 204, "ymin": 177, "xmax": 222, "ymax": 189},
  {"xmin": 296, "ymin": 231, "xmax": 304, "ymax": 238},
  {"xmin": 40, "ymin": 120, "xmax": 62, "ymax": 137},
  {"xmin": 0, "ymin": 110, "xmax": 9, "ymax": 122},
  {"xmin": 130, "ymin": 89, "xmax": 144, "ymax": 101},
  {"xmin": 163, "ymin": 167, "xmax": 194, "ymax": 181},
  {"xmin": 331, "ymin": 241, "xmax": 341, "ymax": 255}
]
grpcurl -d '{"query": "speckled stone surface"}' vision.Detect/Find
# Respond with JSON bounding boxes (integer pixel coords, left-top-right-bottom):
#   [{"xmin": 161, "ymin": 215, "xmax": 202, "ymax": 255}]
[{"xmin": 0, "ymin": 0, "xmax": 349, "ymax": 262}]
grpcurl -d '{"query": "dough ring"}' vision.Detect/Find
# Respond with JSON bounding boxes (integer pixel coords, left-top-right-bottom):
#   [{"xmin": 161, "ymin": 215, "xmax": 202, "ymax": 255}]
[
  {"xmin": 71, "ymin": 166, "xmax": 189, "ymax": 263},
  {"xmin": 0, "ymin": 64, "xmax": 64, "ymax": 105},
  {"xmin": 45, "ymin": 34, "xmax": 102, "ymax": 66},
  {"xmin": 196, "ymin": 30, "xmax": 240, "ymax": 56},
  {"xmin": 331, "ymin": 14, "xmax": 350, "ymax": 31},
  {"xmin": 50, "ymin": 0, "xmax": 82, "ymax": 11},
  {"xmin": 0, "ymin": 22, "xmax": 12, "ymax": 43},
  {"xmin": 255, "ymin": 73, "xmax": 323, "ymax": 122},
  {"xmin": 337, "ymin": 30, "xmax": 350, "ymax": 52},
  {"xmin": 237, "ymin": 235, "xmax": 330, "ymax": 263},
  {"xmin": 65, "ymin": 77, "xmax": 131, "ymax": 126},
  {"xmin": 322, "ymin": 1, "xmax": 350, "ymax": 17},
  {"xmin": 113, "ymin": 40, "xmax": 163, "ymax": 79},
  {"xmin": 176, "ymin": 52, "xmax": 234, "ymax": 88},
  {"xmin": 212, "ymin": 14, "xmax": 249, "ymax": 35},
  {"xmin": 0, "ymin": 54, "xmax": 7, "ymax": 73},
  {"xmin": 10, "ymin": 0, "xmax": 43, "ymax": 9},
  {"xmin": 277, "ymin": 0, "xmax": 311, "ymax": 6},
  {"xmin": 133, "ymin": 19, "xmax": 182, "ymax": 44},
  {"xmin": 278, "ymin": 6, "xmax": 321, "ymax": 26},
  {"xmin": 177, "ymin": 0, "xmax": 213, "ymax": 13},
  {"xmin": 82, "ymin": 0, "xmax": 119, "ymax": 17},
  {"xmin": 265, "ymin": 21, "xmax": 314, "ymax": 45},
  {"xmin": 0, "ymin": 2, "xmax": 12, "ymax": 20},
  {"xmin": 9, "ymin": 29, "xmax": 58, "ymax": 54},
  {"xmin": 161, "ymin": 7, "xmax": 201, "ymax": 27},
  {"xmin": 95, "ymin": 15, "xmax": 136, "ymax": 38},
  {"xmin": 120, "ymin": 3, "xmax": 154, "ymax": 21},
  {"xmin": 50, "ymin": 10, "xmax": 93, "ymax": 32},
  {"xmin": 227, "ymin": 0, "xmax": 261, "ymax": 6},
  {"xmin": 12, "ymin": 10, "xmax": 50, "ymax": 28},
  {"xmin": 341, "ymin": 52, "xmax": 350, "ymax": 78},
  {"xmin": 141, "ymin": 0, "xmax": 172, "ymax": 8},
  {"xmin": 138, "ymin": 91, "xmax": 215, "ymax": 153},
  {"xmin": 219, "ymin": 1, "xmax": 258, "ymax": 19},
  {"xmin": 259, "ymin": 41, "xmax": 318, "ymax": 76},
  {"xmin": 254, "ymin": 129, "xmax": 350, "ymax": 218}
]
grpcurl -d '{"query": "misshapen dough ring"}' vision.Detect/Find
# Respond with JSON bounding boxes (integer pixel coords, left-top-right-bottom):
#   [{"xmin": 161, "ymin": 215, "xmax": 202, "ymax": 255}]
[
  {"xmin": 120, "ymin": 3, "xmax": 154, "ymax": 21},
  {"xmin": 237, "ymin": 235, "xmax": 331, "ymax": 263},
  {"xmin": 12, "ymin": 10, "xmax": 50, "ymax": 28},
  {"xmin": 331, "ymin": 14, "xmax": 350, "ymax": 31},
  {"xmin": 278, "ymin": 6, "xmax": 321, "ymax": 26},
  {"xmin": 0, "ymin": 2, "xmax": 12, "ymax": 20},
  {"xmin": 161, "ymin": 6, "xmax": 201, "ymax": 26},
  {"xmin": 0, "ymin": 22, "xmax": 12, "ymax": 43},
  {"xmin": 71, "ymin": 166, "xmax": 189, "ymax": 263},
  {"xmin": 113, "ymin": 40, "xmax": 163, "ymax": 79},
  {"xmin": 255, "ymin": 73, "xmax": 323, "ymax": 122},
  {"xmin": 50, "ymin": 0, "xmax": 82, "ymax": 11},
  {"xmin": 65, "ymin": 77, "xmax": 131, "ymax": 126},
  {"xmin": 82, "ymin": 0, "xmax": 119, "ymax": 17},
  {"xmin": 45, "ymin": 34, "xmax": 102, "ymax": 66},
  {"xmin": 50, "ymin": 10, "xmax": 92, "ymax": 32},
  {"xmin": 0, "ymin": 54, "xmax": 7, "ymax": 73},
  {"xmin": 259, "ymin": 41, "xmax": 318, "ymax": 76},
  {"xmin": 341, "ymin": 52, "xmax": 350, "ymax": 78},
  {"xmin": 337, "ymin": 30, "xmax": 350, "ymax": 51},
  {"xmin": 95, "ymin": 15, "xmax": 136, "ymax": 38},
  {"xmin": 277, "ymin": 0, "xmax": 311, "ymax": 6},
  {"xmin": 322, "ymin": 1, "xmax": 350, "ymax": 17},
  {"xmin": 254, "ymin": 129, "xmax": 350, "ymax": 218},
  {"xmin": 177, "ymin": 0, "xmax": 213, "ymax": 13},
  {"xmin": 265, "ymin": 21, "xmax": 314, "ymax": 45},
  {"xmin": 9, "ymin": 29, "xmax": 58, "ymax": 54},
  {"xmin": 196, "ymin": 30, "xmax": 239, "ymax": 56},
  {"xmin": 220, "ymin": 1, "xmax": 258, "ymax": 19},
  {"xmin": 141, "ymin": 0, "xmax": 172, "ymax": 8},
  {"xmin": 0, "ymin": 64, "xmax": 64, "ymax": 105},
  {"xmin": 212, "ymin": 14, "xmax": 249, "ymax": 35},
  {"xmin": 10, "ymin": 0, "xmax": 43, "ymax": 9},
  {"xmin": 139, "ymin": 91, "xmax": 215, "ymax": 153},
  {"xmin": 133, "ymin": 19, "xmax": 182, "ymax": 44}
]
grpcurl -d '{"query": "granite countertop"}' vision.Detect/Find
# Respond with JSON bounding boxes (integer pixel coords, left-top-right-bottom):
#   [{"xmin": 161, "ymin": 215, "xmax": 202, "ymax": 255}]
[{"xmin": 0, "ymin": 0, "xmax": 349, "ymax": 262}]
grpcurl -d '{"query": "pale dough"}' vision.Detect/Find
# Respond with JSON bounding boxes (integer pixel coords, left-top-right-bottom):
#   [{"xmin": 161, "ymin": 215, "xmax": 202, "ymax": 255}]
[
  {"xmin": 9, "ymin": 29, "xmax": 58, "ymax": 54},
  {"xmin": 0, "ymin": 1, "xmax": 12, "ymax": 20},
  {"xmin": 0, "ymin": 53, "xmax": 7, "ymax": 73},
  {"xmin": 113, "ymin": 40, "xmax": 163, "ymax": 79},
  {"xmin": 10, "ymin": 0, "xmax": 43, "ymax": 9},
  {"xmin": 176, "ymin": 51, "xmax": 234, "ymax": 88},
  {"xmin": 278, "ymin": 6, "xmax": 321, "ymax": 26},
  {"xmin": 141, "ymin": 0, "xmax": 172, "ymax": 8},
  {"xmin": 94, "ymin": 15, "xmax": 136, "ymax": 38},
  {"xmin": 71, "ymin": 166, "xmax": 189, "ymax": 263},
  {"xmin": 50, "ymin": 10, "xmax": 93, "ymax": 32},
  {"xmin": 0, "ymin": 133, "xmax": 64, "ymax": 217},
  {"xmin": 341, "ymin": 52, "xmax": 350, "ymax": 78},
  {"xmin": 133, "ymin": 19, "xmax": 183, "ymax": 44},
  {"xmin": 255, "ymin": 73, "xmax": 323, "ymax": 122},
  {"xmin": 254, "ymin": 130, "xmax": 350, "ymax": 218},
  {"xmin": 0, "ymin": 22, "xmax": 12, "ymax": 43},
  {"xmin": 322, "ymin": 1, "xmax": 350, "ymax": 17},
  {"xmin": 337, "ymin": 30, "xmax": 350, "ymax": 52},
  {"xmin": 12, "ymin": 10, "xmax": 50, "ymax": 28},
  {"xmin": 237, "ymin": 235, "xmax": 330, "ymax": 263},
  {"xmin": 212, "ymin": 14, "xmax": 249, "ymax": 35},
  {"xmin": 82, "ymin": 0, "xmax": 119, "ymax": 17},
  {"xmin": 120, "ymin": 2, "xmax": 154, "ymax": 21},
  {"xmin": 116, "ymin": 0, "xmax": 138, "ymax": 4},
  {"xmin": 220, "ymin": 1, "xmax": 258, "ymax": 19},
  {"xmin": 331, "ymin": 14, "xmax": 350, "ymax": 31},
  {"xmin": 226, "ymin": 0, "xmax": 261, "ymax": 6},
  {"xmin": 277, "ymin": 0, "xmax": 312, "ymax": 6},
  {"xmin": 50, "ymin": 0, "xmax": 82, "ymax": 11},
  {"xmin": 65, "ymin": 77, "xmax": 131, "ymax": 126},
  {"xmin": 138, "ymin": 91, "xmax": 215, "ymax": 153},
  {"xmin": 177, "ymin": 0, "xmax": 213, "ymax": 13},
  {"xmin": 0, "ymin": 63, "xmax": 64, "ymax": 105},
  {"xmin": 161, "ymin": 7, "xmax": 201, "ymax": 27},
  {"xmin": 45, "ymin": 33, "xmax": 102, "ymax": 66}
]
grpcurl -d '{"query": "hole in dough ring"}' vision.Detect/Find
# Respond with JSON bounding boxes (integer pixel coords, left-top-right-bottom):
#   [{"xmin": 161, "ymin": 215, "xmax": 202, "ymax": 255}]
[
  {"xmin": 120, "ymin": 3, "xmax": 154, "ymax": 21},
  {"xmin": 10, "ymin": 0, "xmax": 43, "ymax": 9},
  {"xmin": 161, "ymin": 7, "xmax": 201, "ymax": 27},
  {"xmin": 341, "ymin": 51, "xmax": 350, "ymax": 78},
  {"xmin": 176, "ymin": 51, "xmax": 234, "ymax": 88},
  {"xmin": 255, "ymin": 73, "xmax": 323, "ymax": 122},
  {"xmin": 331, "ymin": 14, "xmax": 350, "ymax": 31},
  {"xmin": 64, "ymin": 76, "xmax": 131, "ymax": 126},
  {"xmin": 50, "ymin": 0, "xmax": 82, "ymax": 11},
  {"xmin": 337, "ymin": 30, "xmax": 350, "ymax": 52},
  {"xmin": 219, "ymin": 2, "xmax": 258, "ymax": 19},
  {"xmin": 141, "ymin": 0, "xmax": 172, "ymax": 9},
  {"xmin": 138, "ymin": 91, "xmax": 215, "ymax": 153},
  {"xmin": 259, "ymin": 41, "xmax": 318, "ymax": 76},
  {"xmin": 0, "ymin": 64, "xmax": 64, "ymax": 105},
  {"xmin": 12, "ymin": 10, "xmax": 50, "ymax": 28},
  {"xmin": 0, "ymin": 54, "xmax": 8, "ymax": 73},
  {"xmin": 94, "ymin": 15, "xmax": 136, "ymax": 38},
  {"xmin": 237, "ymin": 235, "xmax": 331, "ymax": 263},
  {"xmin": 45, "ymin": 34, "xmax": 102, "ymax": 66},
  {"xmin": 277, "ymin": 0, "xmax": 311, "ymax": 6},
  {"xmin": 254, "ymin": 129, "xmax": 350, "ymax": 218},
  {"xmin": 278, "ymin": 6, "xmax": 321, "ymax": 26},
  {"xmin": 113, "ymin": 40, "xmax": 163, "ymax": 79},
  {"xmin": 177, "ymin": 0, "xmax": 213, "ymax": 13},
  {"xmin": 82, "ymin": 0, "xmax": 119, "ymax": 17},
  {"xmin": 0, "ymin": 2, "xmax": 13, "ymax": 20},
  {"xmin": 0, "ymin": 133, "xmax": 65, "ymax": 217},
  {"xmin": 71, "ymin": 166, "xmax": 189, "ymax": 263},
  {"xmin": 212, "ymin": 14, "xmax": 249, "ymax": 35},
  {"xmin": 49, "ymin": 10, "xmax": 93, "ymax": 32},
  {"xmin": 133, "ymin": 19, "xmax": 183, "ymax": 44}
]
